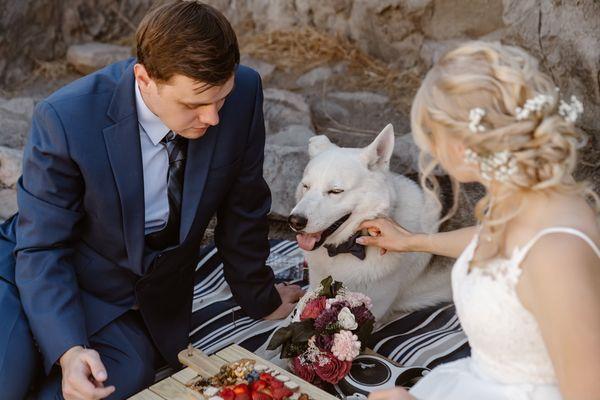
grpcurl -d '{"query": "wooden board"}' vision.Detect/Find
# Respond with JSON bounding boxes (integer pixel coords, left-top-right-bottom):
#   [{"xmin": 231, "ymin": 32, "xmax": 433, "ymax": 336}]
[
  {"xmin": 129, "ymin": 345, "xmax": 339, "ymax": 399},
  {"xmin": 215, "ymin": 345, "xmax": 338, "ymax": 400},
  {"xmin": 178, "ymin": 346, "xmax": 224, "ymax": 378},
  {"xmin": 128, "ymin": 389, "xmax": 165, "ymax": 400},
  {"xmin": 150, "ymin": 377, "xmax": 204, "ymax": 400}
]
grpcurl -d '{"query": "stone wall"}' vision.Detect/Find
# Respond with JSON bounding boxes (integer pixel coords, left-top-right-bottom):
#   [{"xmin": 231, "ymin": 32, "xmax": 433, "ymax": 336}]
[
  {"xmin": 206, "ymin": 0, "xmax": 600, "ymax": 137},
  {"xmin": 2, "ymin": 0, "xmax": 597, "ymax": 135},
  {"xmin": 0, "ymin": 0, "xmax": 151, "ymax": 87}
]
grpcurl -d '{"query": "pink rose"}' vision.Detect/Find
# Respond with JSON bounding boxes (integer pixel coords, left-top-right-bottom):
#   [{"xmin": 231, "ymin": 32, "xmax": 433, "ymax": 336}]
[
  {"xmin": 331, "ymin": 330, "xmax": 361, "ymax": 361},
  {"xmin": 313, "ymin": 353, "xmax": 352, "ymax": 384},
  {"xmin": 300, "ymin": 296, "xmax": 326, "ymax": 321},
  {"xmin": 291, "ymin": 356, "xmax": 316, "ymax": 382}
]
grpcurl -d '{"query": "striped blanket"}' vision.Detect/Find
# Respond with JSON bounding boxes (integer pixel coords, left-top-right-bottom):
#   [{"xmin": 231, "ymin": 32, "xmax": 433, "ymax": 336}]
[{"xmin": 190, "ymin": 240, "xmax": 470, "ymax": 389}]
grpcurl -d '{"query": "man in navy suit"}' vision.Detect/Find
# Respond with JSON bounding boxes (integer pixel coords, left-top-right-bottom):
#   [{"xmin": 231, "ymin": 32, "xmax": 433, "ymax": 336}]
[{"xmin": 0, "ymin": 1, "xmax": 303, "ymax": 399}]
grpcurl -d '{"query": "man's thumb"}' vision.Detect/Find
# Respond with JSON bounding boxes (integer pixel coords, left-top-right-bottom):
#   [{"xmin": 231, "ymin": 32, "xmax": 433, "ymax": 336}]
[{"xmin": 84, "ymin": 351, "xmax": 107, "ymax": 382}]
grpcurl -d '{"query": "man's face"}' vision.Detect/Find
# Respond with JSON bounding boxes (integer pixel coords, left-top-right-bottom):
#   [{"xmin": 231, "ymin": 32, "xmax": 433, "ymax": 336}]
[{"xmin": 134, "ymin": 64, "xmax": 235, "ymax": 139}]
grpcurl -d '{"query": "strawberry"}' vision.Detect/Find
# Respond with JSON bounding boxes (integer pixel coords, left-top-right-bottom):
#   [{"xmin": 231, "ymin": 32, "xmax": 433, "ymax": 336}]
[
  {"xmin": 233, "ymin": 383, "xmax": 251, "ymax": 400},
  {"xmin": 251, "ymin": 380, "xmax": 268, "ymax": 392},
  {"xmin": 234, "ymin": 384, "xmax": 250, "ymax": 393},
  {"xmin": 251, "ymin": 392, "xmax": 273, "ymax": 400},
  {"xmin": 259, "ymin": 373, "xmax": 274, "ymax": 382},
  {"xmin": 219, "ymin": 388, "xmax": 236, "ymax": 400},
  {"xmin": 269, "ymin": 379, "xmax": 284, "ymax": 389},
  {"xmin": 271, "ymin": 387, "xmax": 293, "ymax": 400}
]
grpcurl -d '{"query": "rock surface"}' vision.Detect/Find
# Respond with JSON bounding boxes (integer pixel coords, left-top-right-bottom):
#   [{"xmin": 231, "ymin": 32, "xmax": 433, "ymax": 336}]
[
  {"xmin": 0, "ymin": 97, "xmax": 37, "ymax": 149},
  {"xmin": 0, "ymin": 0, "xmax": 152, "ymax": 87},
  {"xmin": 67, "ymin": 42, "xmax": 132, "ymax": 74},
  {"xmin": 0, "ymin": 146, "xmax": 23, "ymax": 188}
]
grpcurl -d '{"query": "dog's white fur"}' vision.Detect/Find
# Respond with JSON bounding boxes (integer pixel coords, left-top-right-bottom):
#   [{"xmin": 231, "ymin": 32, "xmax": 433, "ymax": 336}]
[{"xmin": 291, "ymin": 124, "xmax": 452, "ymax": 325}]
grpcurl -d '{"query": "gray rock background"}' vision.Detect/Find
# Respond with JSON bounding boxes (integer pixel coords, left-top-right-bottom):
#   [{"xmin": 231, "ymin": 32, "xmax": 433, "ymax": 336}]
[{"xmin": 1, "ymin": 0, "xmax": 598, "ymax": 231}]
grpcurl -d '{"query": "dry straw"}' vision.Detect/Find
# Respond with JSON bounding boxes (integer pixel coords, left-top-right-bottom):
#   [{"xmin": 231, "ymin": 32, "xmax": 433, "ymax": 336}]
[{"xmin": 241, "ymin": 27, "xmax": 420, "ymax": 111}]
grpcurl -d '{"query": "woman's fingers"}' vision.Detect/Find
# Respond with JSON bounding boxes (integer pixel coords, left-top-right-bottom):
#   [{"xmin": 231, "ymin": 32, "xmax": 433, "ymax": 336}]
[
  {"xmin": 356, "ymin": 235, "xmax": 382, "ymax": 247},
  {"xmin": 357, "ymin": 218, "xmax": 388, "ymax": 231}
]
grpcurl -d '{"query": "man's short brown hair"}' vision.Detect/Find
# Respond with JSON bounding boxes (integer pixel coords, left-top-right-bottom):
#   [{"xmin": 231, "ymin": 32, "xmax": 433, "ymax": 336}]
[{"xmin": 136, "ymin": 0, "xmax": 240, "ymax": 87}]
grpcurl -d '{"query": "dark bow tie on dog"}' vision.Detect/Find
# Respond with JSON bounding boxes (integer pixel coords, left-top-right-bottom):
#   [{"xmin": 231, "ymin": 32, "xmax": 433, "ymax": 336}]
[{"xmin": 324, "ymin": 231, "xmax": 367, "ymax": 260}]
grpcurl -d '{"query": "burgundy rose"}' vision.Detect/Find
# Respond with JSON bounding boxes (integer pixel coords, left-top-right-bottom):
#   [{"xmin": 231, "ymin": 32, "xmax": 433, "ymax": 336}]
[
  {"xmin": 291, "ymin": 356, "xmax": 316, "ymax": 382},
  {"xmin": 300, "ymin": 296, "xmax": 327, "ymax": 321},
  {"xmin": 351, "ymin": 305, "xmax": 375, "ymax": 326},
  {"xmin": 315, "ymin": 334, "xmax": 334, "ymax": 352},
  {"xmin": 313, "ymin": 308, "xmax": 339, "ymax": 332},
  {"xmin": 313, "ymin": 352, "xmax": 352, "ymax": 384}
]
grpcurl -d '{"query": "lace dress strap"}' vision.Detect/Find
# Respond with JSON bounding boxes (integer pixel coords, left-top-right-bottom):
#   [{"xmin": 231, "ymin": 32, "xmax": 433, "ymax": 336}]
[{"xmin": 514, "ymin": 226, "xmax": 600, "ymax": 265}]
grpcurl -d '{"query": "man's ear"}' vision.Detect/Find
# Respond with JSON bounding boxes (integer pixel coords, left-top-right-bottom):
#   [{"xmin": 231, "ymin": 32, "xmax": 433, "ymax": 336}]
[
  {"xmin": 134, "ymin": 63, "xmax": 153, "ymax": 90},
  {"xmin": 361, "ymin": 124, "xmax": 395, "ymax": 171},
  {"xmin": 308, "ymin": 135, "xmax": 337, "ymax": 158}
]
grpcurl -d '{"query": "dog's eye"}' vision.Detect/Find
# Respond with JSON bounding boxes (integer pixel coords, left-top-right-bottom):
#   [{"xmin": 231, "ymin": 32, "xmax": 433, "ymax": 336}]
[
  {"xmin": 328, "ymin": 189, "xmax": 344, "ymax": 195},
  {"xmin": 302, "ymin": 184, "xmax": 310, "ymax": 190}
]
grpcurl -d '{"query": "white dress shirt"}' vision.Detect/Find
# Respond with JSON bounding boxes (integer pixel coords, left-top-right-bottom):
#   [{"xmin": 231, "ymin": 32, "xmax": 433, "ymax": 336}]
[{"xmin": 134, "ymin": 82, "xmax": 171, "ymax": 234}]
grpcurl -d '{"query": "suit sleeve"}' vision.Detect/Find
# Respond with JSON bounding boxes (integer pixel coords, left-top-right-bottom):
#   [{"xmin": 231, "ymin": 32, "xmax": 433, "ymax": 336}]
[
  {"xmin": 215, "ymin": 74, "xmax": 282, "ymax": 320},
  {"xmin": 14, "ymin": 100, "xmax": 89, "ymax": 373}
]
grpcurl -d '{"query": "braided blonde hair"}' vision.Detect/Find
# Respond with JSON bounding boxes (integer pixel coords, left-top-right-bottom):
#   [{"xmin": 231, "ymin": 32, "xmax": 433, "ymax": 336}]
[{"xmin": 411, "ymin": 41, "xmax": 599, "ymax": 262}]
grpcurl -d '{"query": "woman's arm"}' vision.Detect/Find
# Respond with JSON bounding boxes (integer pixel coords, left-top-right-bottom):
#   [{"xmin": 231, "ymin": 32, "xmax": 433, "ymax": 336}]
[
  {"xmin": 368, "ymin": 387, "xmax": 416, "ymax": 400},
  {"xmin": 519, "ymin": 234, "xmax": 600, "ymax": 399},
  {"xmin": 356, "ymin": 218, "xmax": 477, "ymax": 259}
]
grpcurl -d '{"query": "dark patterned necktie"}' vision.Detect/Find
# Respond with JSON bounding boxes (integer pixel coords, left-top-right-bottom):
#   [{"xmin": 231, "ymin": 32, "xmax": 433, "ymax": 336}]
[{"xmin": 146, "ymin": 131, "xmax": 188, "ymax": 249}]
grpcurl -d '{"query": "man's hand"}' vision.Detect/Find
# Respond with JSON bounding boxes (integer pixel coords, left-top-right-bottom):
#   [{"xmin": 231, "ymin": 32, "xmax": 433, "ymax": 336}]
[
  {"xmin": 263, "ymin": 283, "xmax": 305, "ymax": 320},
  {"xmin": 59, "ymin": 346, "xmax": 115, "ymax": 400},
  {"xmin": 368, "ymin": 387, "xmax": 416, "ymax": 400}
]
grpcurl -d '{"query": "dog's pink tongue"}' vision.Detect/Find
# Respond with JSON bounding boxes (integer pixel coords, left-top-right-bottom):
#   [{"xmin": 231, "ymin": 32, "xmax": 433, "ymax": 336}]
[{"xmin": 296, "ymin": 233, "xmax": 321, "ymax": 251}]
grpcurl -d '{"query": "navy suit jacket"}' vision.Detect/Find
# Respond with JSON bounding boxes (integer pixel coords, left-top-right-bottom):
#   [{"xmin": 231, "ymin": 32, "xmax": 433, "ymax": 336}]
[{"xmin": 11, "ymin": 58, "xmax": 281, "ymax": 372}]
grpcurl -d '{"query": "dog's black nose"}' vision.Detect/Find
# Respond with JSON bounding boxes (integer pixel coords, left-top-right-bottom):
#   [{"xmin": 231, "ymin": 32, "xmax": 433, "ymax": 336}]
[{"xmin": 288, "ymin": 214, "xmax": 308, "ymax": 231}]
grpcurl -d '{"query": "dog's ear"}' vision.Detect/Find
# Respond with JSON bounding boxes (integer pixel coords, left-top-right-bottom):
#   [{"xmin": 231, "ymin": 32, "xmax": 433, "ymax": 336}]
[
  {"xmin": 308, "ymin": 135, "xmax": 336, "ymax": 158},
  {"xmin": 361, "ymin": 124, "xmax": 395, "ymax": 171}
]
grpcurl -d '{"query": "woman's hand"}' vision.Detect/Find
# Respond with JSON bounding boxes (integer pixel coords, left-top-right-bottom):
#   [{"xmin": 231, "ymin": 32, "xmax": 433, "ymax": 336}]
[
  {"xmin": 368, "ymin": 387, "xmax": 416, "ymax": 400},
  {"xmin": 356, "ymin": 218, "xmax": 418, "ymax": 255}
]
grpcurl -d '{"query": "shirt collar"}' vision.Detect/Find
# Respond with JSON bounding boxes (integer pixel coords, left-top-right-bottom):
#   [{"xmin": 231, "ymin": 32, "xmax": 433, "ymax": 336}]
[{"xmin": 135, "ymin": 81, "xmax": 171, "ymax": 146}]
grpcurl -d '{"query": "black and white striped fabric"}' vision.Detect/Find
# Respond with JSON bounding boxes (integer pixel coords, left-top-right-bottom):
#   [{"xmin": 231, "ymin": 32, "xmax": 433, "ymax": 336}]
[{"xmin": 190, "ymin": 240, "xmax": 470, "ymax": 375}]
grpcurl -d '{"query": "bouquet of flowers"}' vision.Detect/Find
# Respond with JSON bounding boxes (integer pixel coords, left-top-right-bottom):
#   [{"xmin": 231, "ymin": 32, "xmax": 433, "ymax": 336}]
[{"xmin": 267, "ymin": 276, "xmax": 376, "ymax": 386}]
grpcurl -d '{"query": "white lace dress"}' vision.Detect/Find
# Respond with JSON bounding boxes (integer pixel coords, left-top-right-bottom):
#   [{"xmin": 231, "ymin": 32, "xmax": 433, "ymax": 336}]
[{"xmin": 410, "ymin": 227, "xmax": 600, "ymax": 400}]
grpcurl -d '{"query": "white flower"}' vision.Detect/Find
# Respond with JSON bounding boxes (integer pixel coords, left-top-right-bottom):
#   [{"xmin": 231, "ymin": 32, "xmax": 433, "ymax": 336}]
[
  {"xmin": 325, "ymin": 292, "xmax": 373, "ymax": 310},
  {"xmin": 515, "ymin": 94, "xmax": 554, "ymax": 121},
  {"xmin": 337, "ymin": 307, "xmax": 358, "ymax": 330},
  {"xmin": 558, "ymin": 95, "xmax": 583, "ymax": 123},
  {"xmin": 466, "ymin": 149, "xmax": 517, "ymax": 183},
  {"xmin": 468, "ymin": 108, "xmax": 486, "ymax": 133}
]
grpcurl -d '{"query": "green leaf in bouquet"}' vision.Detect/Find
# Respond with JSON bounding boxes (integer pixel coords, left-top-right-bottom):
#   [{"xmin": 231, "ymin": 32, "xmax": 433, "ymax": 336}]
[
  {"xmin": 319, "ymin": 275, "xmax": 344, "ymax": 298},
  {"xmin": 324, "ymin": 322, "xmax": 341, "ymax": 334},
  {"xmin": 267, "ymin": 326, "xmax": 293, "ymax": 350},
  {"xmin": 331, "ymin": 280, "xmax": 343, "ymax": 297},
  {"xmin": 281, "ymin": 341, "xmax": 308, "ymax": 359},
  {"xmin": 319, "ymin": 276, "xmax": 334, "ymax": 297},
  {"xmin": 355, "ymin": 319, "xmax": 375, "ymax": 350},
  {"xmin": 290, "ymin": 319, "xmax": 316, "ymax": 343}
]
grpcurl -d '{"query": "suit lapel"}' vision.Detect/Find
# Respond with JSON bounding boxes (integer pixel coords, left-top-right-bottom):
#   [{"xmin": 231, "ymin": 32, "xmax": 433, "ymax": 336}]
[
  {"xmin": 103, "ymin": 60, "xmax": 145, "ymax": 275},
  {"xmin": 179, "ymin": 124, "xmax": 219, "ymax": 242}
]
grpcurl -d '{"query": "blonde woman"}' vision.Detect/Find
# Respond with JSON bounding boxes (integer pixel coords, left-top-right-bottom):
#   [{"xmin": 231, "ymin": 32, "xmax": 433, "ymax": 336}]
[{"xmin": 359, "ymin": 42, "xmax": 600, "ymax": 400}]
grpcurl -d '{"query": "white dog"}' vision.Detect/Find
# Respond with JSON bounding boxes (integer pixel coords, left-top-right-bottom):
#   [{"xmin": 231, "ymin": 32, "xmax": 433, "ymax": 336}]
[{"xmin": 288, "ymin": 124, "xmax": 452, "ymax": 325}]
